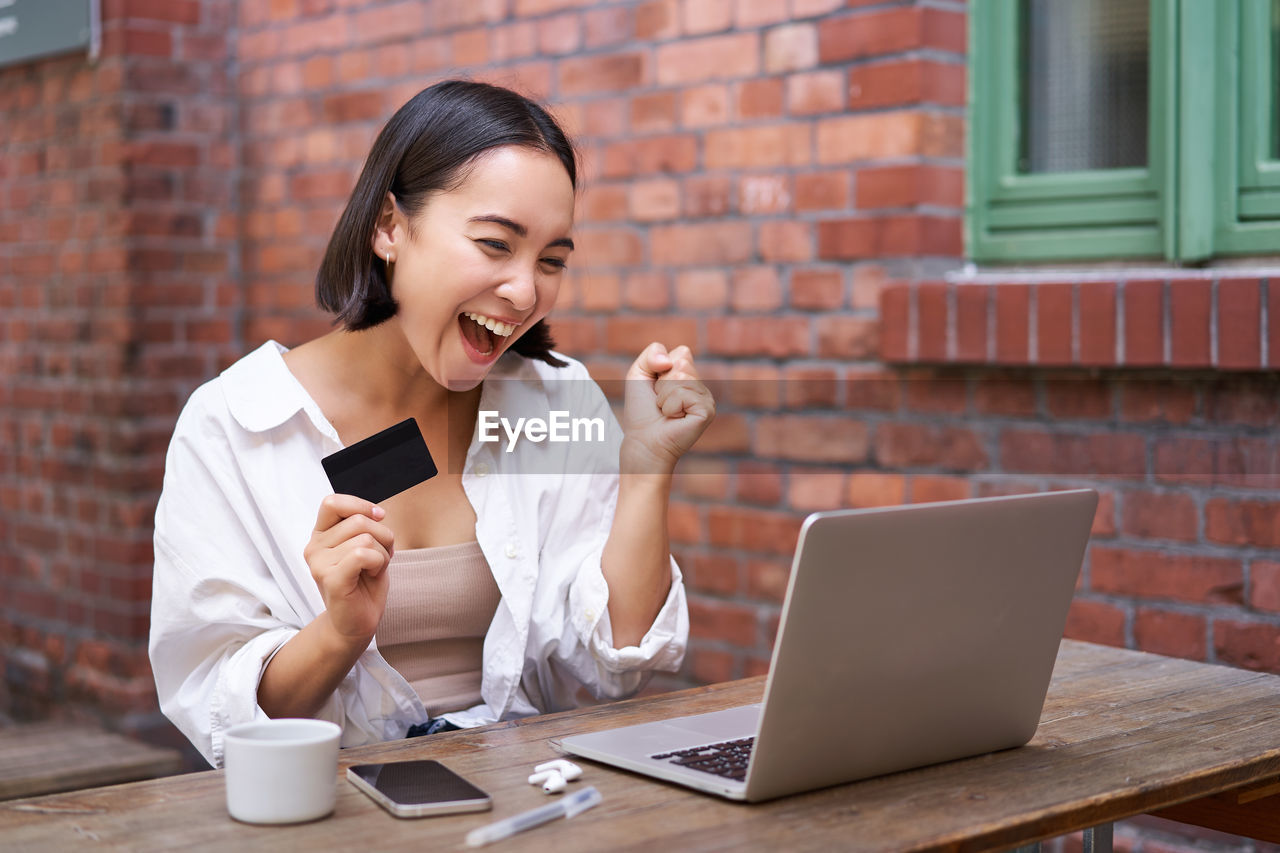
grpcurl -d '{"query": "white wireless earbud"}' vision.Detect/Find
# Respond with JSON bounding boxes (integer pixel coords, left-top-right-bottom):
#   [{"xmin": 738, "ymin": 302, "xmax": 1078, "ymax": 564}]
[
  {"xmin": 534, "ymin": 759, "xmax": 583, "ymax": 782},
  {"xmin": 528, "ymin": 769, "xmax": 567, "ymax": 793}
]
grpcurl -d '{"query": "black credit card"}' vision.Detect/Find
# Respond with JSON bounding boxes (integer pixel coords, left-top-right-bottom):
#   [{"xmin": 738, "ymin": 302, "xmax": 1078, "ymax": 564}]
[{"xmin": 321, "ymin": 418, "xmax": 437, "ymax": 504}]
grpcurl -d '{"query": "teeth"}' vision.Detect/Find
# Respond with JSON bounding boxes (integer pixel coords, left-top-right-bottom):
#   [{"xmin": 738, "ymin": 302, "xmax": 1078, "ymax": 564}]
[{"xmin": 465, "ymin": 312, "xmax": 516, "ymax": 337}]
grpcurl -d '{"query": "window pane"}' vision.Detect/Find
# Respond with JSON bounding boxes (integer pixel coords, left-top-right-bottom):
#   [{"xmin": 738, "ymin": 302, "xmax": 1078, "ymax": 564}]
[{"xmin": 1020, "ymin": 0, "xmax": 1149, "ymax": 173}]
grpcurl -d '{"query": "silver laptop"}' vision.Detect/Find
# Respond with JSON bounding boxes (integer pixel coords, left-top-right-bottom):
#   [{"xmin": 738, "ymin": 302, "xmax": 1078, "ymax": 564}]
[{"xmin": 561, "ymin": 489, "xmax": 1098, "ymax": 802}]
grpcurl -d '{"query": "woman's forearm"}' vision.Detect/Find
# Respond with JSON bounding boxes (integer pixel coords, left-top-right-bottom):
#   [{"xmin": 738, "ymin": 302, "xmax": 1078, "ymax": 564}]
[
  {"xmin": 257, "ymin": 612, "xmax": 370, "ymax": 719},
  {"xmin": 601, "ymin": 466, "xmax": 675, "ymax": 649}
]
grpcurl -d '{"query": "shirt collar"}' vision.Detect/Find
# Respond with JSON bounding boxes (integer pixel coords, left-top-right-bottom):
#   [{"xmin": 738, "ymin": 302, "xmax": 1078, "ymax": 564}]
[{"xmin": 221, "ymin": 340, "xmax": 335, "ymax": 438}]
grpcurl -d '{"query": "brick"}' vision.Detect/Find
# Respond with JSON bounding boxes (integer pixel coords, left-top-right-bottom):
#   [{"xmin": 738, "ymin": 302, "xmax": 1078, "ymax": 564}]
[
  {"xmin": 577, "ymin": 227, "xmax": 643, "ymax": 267},
  {"xmin": 1251, "ymin": 560, "xmax": 1280, "ymax": 612},
  {"xmin": 121, "ymin": 0, "xmax": 200, "ymax": 24},
  {"xmin": 764, "ymin": 23, "xmax": 818, "ymax": 73},
  {"xmin": 705, "ymin": 125, "xmax": 811, "ymax": 169},
  {"xmin": 845, "ymin": 368, "xmax": 901, "ymax": 412},
  {"xmin": 846, "ymin": 472, "xmax": 905, "ymax": 508},
  {"xmin": 1135, "ymin": 609, "xmax": 1206, "ymax": 660},
  {"xmin": 815, "ymin": 316, "xmax": 878, "ymax": 360},
  {"xmin": 754, "ymin": 415, "xmax": 869, "ymax": 463},
  {"xmin": 625, "ymin": 271, "xmax": 670, "ymax": 311},
  {"xmin": 1170, "ymin": 280, "xmax": 1212, "ymax": 367},
  {"xmin": 602, "ymin": 135, "xmax": 699, "ymax": 177},
  {"xmin": 1204, "ymin": 498, "xmax": 1280, "ymax": 548},
  {"xmin": 817, "ymin": 215, "xmax": 959, "ymax": 260},
  {"xmin": 783, "ymin": 366, "xmax": 839, "ymax": 408},
  {"xmin": 683, "ymin": 0, "xmax": 732, "ymax": 34},
  {"xmin": 973, "ymin": 378, "xmax": 1036, "ymax": 417},
  {"xmin": 1000, "ymin": 430, "xmax": 1146, "ymax": 479},
  {"xmin": 672, "ymin": 456, "xmax": 730, "ymax": 500},
  {"xmin": 688, "ymin": 648, "xmax": 736, "ymax": 684},
  {"xmin": 816, "ymin": 111, "xmax": 923, "ymax": 163},
  {"xmin": 855, "ymin": 164, "xmax": 963, "ymax": 209},
  {"xmin": 737, "ymin": 0, "xmax": 789, "ymax": 28},
  {"xmin": 705, "ymin": 317, "xmax": 809, "ymax": 358},
  {"xmin": 737, "ymin": 460, "xmax": 784, "ymax": 505},
  {"xmin": 954, "ymin": 284, "xmax": 989, "ymax": 363},
  {"xmin": 790, "ymin": 268, "xmax": 843, "ymax": 310},
  {"xmin": 876, "ymin": 422, "xmax": 987, "ymax": 471},
  {"xmin": 909, "ymin": 475, "xmax": 971, "ymax": 504},
  {"xmin": 1121, "ymin": 491, "xmax": 1198, "ymax": 542},
  {"xmin": 1119, "ymin": 380, "xmax": 1196, "ymax": 424},
  {"xmin": 1217, "ymin": 278, "xmax": 1261, "ymax": 369},
  {"xmin": 1078, "ymin": 281, "xmax": 1117, "ymax": 366},
  {"xmin": 1122, "ymin": 278, "xmax": 1164, "ymax": 365},
  {"xmin": 818, "ymin": 8, "xmax": 920, "ymax": 63},
  {"xmin": 795, "ymin": 170, "xmax": 849, "ymax": 211},
  {"xmin": 1214, "ymin": 621, "xmax": 1280, "ymax": 673},
  {"xmin": 680, "ymin": 85, "xmax": 730, "ymax": 128},
  {"xmin": 656, "ymin": 33, "xmax": 759, "ymax": 84},
  {"xmin": 1044, "ymin": 379, "xmax": 1112, "ymax": 420},
  {"xmin": 994, "ymin": 284, "xmax": 1031, "ymax": 364},
  {"xmin": 558, "ymin": 52, "xmax": 646, "ymax": 95},
  {"xmin": 634, "ymin": 0, "xmax": 679, "ymax": 40},
  {"xmin": 683, "ymin": 176, "xmax": 734, "ymax": 218},
  {"xmin": 736, "ymin": 77, "xmax": 785, "ymax": 119},
  {"xmin": 1203, "ymin": 377, "xmax": 1280, "ymax": 427},
  {"xmin": 630, "ymin": 91, "xmax": 678, "ymax": 133},
  {"xmin": 686, "ymin": 553, "xmax": 741, "ymax": 596},
  {"xmin": 1063, "ymin": 599, "xmax": 1126, "ymax": 647},
  {"xmin": 603, "ymin": 316, "xmax": 698, "ymax": 355},
  {"xmin": 787, "ymin": 70, "xmax": 845, "ymax": 115},
  {"xmin": 788, "ymin": 469, "xmax": 847, "ymax": 511},
  {"xmin": 916, "ymin": 281, "xmax": 947, "ymax": 362},
  {"xmin": 746, "ymin": 557, "xmax": 791, "ymax": 603},
  {"xmin": 688, "ymin": 598, "xmax": 758, "ymax": 646},
  {"xmin": 1036, "ymin": 283, "xmax": 1073, "ymax": 365},
  {"xmin": 730, "ymin": 267, "xmax": 783, "ymax": 312},
  {"xmin": 651, "ymin": 222, "xmax": 751, "ymax": 265},
  {"xmin": 1270, "ymin": 278, "xmax": 1280, "ymax": 369},
  {"xmin": 1091, "ymin": 547, "xmax": 1243, "ymax": 604},
  {"xmin": 629, "ymin": 178, "xmax": 681, "ymax": 222},
  {"xmin": 706, "ymin": 506, "xmax": 802, "ymax": 555},
  {"xmin": 675, "ymin": 269, "xmax": 730, "ymax": 311},
  {"xmin": 584, "ymin": 7, "xmax": 630, "ymax": 47},
  {"xmin": 880, "ymin": 282, "xmax": 909, "ymax": 361}
]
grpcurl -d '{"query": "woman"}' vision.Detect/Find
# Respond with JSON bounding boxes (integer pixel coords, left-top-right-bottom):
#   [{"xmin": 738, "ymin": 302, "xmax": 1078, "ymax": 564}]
[{"xmin": 149, "ymin": 80, "xmax": 713, "ymax": 768}]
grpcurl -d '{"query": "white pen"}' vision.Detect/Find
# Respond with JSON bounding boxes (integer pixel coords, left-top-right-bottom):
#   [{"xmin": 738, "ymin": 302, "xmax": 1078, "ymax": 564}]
[{"xmin": 465, "ymin": 786, "xmax": 602, "ymax": 847}]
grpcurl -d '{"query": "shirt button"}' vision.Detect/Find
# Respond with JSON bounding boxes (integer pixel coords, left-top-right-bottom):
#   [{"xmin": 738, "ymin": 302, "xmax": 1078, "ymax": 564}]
[
  {"xmin": 585, "ymin": 608, "xmax": 596, "ymax": 621},
  {"xmin": 474, "ymin": 462, "xmax": 490, "ymax": 477},
  {"xmin": 504, "ymin": 542, "xmax": 517, "ymax": 559}
]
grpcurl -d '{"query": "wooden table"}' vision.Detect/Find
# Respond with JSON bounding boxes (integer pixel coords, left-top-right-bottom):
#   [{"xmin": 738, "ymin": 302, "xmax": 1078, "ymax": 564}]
[{"xmin": 4, "ymin": 641, "xmax": 1280, "ymax": 852}]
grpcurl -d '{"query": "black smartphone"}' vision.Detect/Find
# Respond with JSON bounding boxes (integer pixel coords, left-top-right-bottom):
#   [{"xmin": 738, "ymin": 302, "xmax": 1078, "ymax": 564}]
[{"xmin": 347, "ymin": 760, "xmax": 492, "ymax": 818}]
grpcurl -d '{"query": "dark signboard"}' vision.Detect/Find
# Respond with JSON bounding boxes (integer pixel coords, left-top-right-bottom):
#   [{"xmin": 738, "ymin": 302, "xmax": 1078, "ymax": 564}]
[{"xmin": 0, "ymin": 0, "xmax": 98, "ymax": 69}]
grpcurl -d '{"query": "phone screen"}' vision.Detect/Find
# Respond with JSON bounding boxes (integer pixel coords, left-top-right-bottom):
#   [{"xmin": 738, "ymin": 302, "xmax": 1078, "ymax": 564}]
[{"xmin": 348, "ymin": 760, "xmax": 491, "ymax": 816}]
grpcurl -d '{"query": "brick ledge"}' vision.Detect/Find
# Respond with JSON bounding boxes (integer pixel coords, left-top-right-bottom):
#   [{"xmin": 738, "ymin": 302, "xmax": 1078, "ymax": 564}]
[{"xmin": 880, "ymin": 277, "xmax": 1278, "ymax": 371}]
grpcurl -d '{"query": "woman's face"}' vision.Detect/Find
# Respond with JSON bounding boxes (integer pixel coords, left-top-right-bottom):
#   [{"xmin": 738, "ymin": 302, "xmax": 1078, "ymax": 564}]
[{"xmin": 384, "ymin": 145, "xmax": 575, "ymax": 391}]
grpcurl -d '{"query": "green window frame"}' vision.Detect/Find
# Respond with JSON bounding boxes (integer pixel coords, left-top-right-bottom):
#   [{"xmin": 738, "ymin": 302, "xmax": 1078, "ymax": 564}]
[{"xmin": 969, "ymin": 0, "xmax": 1280, "ymax": 263}]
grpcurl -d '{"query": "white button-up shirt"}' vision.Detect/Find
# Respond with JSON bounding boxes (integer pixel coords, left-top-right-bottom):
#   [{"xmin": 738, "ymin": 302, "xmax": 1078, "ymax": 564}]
[{"xmin": 149, "ymin": 342, "xmax": 688, "ymax": 768}]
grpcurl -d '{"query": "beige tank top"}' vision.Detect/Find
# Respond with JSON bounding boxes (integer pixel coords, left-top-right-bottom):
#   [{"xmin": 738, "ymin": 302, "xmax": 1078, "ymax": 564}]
[{"xmin": 375, "ymin": 540, "xmax": 501, "ymax": 718}]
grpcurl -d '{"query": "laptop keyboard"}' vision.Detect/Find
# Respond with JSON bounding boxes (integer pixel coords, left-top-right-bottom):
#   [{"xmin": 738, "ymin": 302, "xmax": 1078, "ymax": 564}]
[{"xmin": 650, "ymin": 736, "xmax": 754, "ymax": 782}]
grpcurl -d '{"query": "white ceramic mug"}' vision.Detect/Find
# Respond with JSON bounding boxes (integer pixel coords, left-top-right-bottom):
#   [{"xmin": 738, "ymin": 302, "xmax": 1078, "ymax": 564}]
[{"xmin": 223, "ymin": 718, "xmax": 342, "ymax": 824}]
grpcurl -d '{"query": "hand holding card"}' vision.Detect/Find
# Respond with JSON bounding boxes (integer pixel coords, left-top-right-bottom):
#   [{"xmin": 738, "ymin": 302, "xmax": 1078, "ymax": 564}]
[{"xmin": 322, "ymin": 418, "xmax": 438, "ymax": 503}]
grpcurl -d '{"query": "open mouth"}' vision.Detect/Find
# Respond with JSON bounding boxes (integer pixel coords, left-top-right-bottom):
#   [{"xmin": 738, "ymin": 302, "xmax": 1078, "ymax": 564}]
[{"xmin": 459, "ymin": 312, "xmax": 518, "ymax": 358}]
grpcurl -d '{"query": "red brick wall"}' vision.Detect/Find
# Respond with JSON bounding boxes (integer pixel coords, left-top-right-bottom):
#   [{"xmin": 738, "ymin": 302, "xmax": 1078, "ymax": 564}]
[
  {"xmin": 0, "ymin": 0, "xmax": 239, "ymax": 743},
  {"xmin": 2, "ymin": 4, "xmax": 1278, "ymax": 825}
]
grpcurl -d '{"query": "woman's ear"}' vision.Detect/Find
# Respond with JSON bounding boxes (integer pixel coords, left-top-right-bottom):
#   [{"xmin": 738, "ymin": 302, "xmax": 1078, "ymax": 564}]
[{"xmin": 372, "ymin": 192, "xmax": 399, "ymax": 262}]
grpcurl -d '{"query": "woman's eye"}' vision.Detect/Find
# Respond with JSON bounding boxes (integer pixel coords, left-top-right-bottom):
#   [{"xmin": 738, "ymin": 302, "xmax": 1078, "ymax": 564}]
[
  {"xmin": 478, "ymin": 239, "xmax": 509, "ymax": 252},
  {"xmin": 540, "ymin": 257, "xmax": 568, "ymax": 271}
]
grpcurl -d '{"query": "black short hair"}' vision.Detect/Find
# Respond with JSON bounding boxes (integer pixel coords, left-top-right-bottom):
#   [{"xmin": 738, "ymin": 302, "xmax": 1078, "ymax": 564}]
[{"xmin": 316, "ymin": 80, "xmax": 576, "ymax": 367}]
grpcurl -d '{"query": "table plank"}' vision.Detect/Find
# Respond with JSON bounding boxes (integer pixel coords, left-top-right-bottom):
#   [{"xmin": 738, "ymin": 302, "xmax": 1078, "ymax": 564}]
[
  {"xmin": 3, "ymin": 641, "xmax": 1280, "ymax": 852},
  {"xmin": 0, "ymin": 723, "xmax": 183, "ymax": 801}
]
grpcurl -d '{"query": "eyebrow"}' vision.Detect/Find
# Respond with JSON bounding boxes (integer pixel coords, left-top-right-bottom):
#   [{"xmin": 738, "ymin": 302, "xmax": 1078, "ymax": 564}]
[{"xmin": 468, "ymin": 215, "xmax": 575, "ymax": 251}]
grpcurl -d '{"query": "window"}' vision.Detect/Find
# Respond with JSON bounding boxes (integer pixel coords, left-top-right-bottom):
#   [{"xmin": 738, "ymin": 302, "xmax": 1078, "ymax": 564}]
[{"xmin": 969, "ymin": 0, "xmax": 1280, "ymax": 263}]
